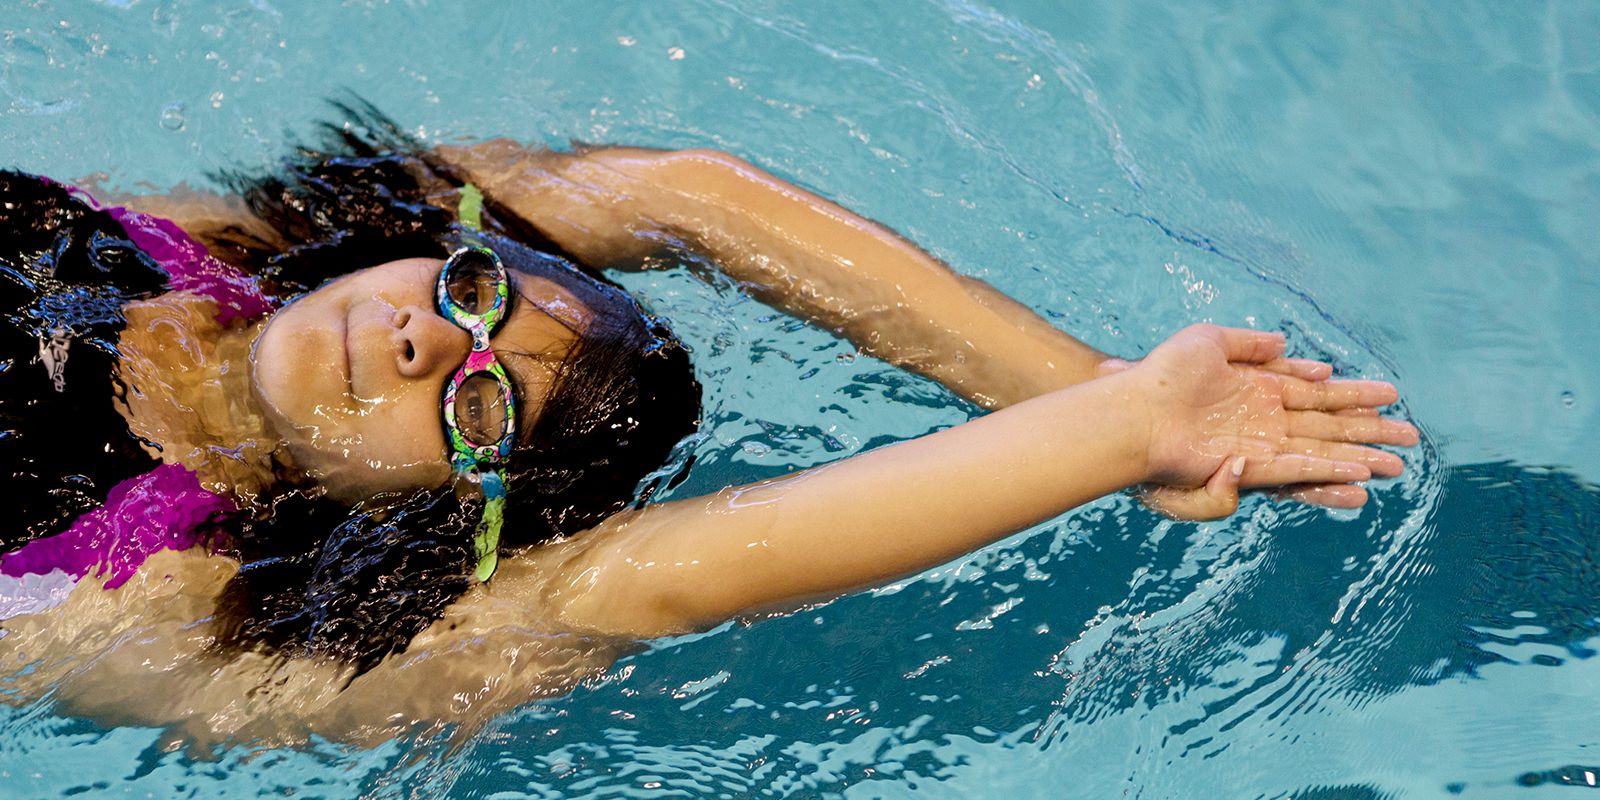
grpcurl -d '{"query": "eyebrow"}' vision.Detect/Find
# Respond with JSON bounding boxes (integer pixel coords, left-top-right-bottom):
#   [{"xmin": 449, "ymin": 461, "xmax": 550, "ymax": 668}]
[{"xmin": 498, "ymin": 347, "xmax": 568, "ymax": 443}]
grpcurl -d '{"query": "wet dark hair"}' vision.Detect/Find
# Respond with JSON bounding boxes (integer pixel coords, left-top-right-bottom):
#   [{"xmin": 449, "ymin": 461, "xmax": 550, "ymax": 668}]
[
  {"xmin": 197, "ymin": 103, "xmax": 702, "ymax": 674},
  {"xmin": 0, "ymin": 171, "xmax": 170, "ymax": 547}
]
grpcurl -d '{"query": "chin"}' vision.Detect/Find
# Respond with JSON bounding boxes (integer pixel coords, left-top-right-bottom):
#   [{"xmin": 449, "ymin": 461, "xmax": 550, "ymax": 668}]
[{"xmin": 252, "ymin": 309, "xmax": 342, "ymax": 426}]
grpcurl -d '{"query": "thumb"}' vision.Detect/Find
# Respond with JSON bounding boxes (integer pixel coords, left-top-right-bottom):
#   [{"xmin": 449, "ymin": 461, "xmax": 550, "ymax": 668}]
[{"xmin": 1140, "ymin": 457, "xmax": 1247, "ymax": 521}]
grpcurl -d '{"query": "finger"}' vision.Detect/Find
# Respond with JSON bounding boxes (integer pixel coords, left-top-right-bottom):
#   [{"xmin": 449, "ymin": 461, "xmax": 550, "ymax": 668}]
[
  {"xmin": 1334, "ymin": 407, "xmax": 1380, "ymax": 417},
  {"xmin": 1141, "ymin": 456, "xmax": 1246, "ymax": 521},
  {"xmin": 1280, "ymin": 483, "xmax": 1368, "ymax": 509},
  {"xmin": 1280, "ymin": 378, "xmax": 1399, "ymax": 412},
  {"xmin": 1287, "ymin": 411, "xmax": 1421, "ymax": 446},
  {"xmin": 1140, "ymin": 485, "xmax": 1215, "ymax": 520},
  {"xmin": 1258, "ymin": 358, "xmax": 1333, "ymax": 382},
  {"xmin": 1210, "ymin": 326, "xmax": 1286, "ymax": 365},
  {"xmin": 1206, "ymin": 455, "xmax": 1247, "ymax": 510},
  {"xmin": 1282, "ymin": 438, "xmax": 1405, "ymax": 477},
  {"xmin": 1240, "ymin": 455, "xmax": 1369, "ymax": 489}
]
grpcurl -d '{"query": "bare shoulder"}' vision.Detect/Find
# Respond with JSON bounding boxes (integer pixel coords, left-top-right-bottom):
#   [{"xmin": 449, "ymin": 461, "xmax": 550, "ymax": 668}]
[
  {"xmin": 270, "ymin": 539, "xmax": 637, "ymax": 743},
  {"xmin": 0, "ymin": 548, "xmax": 240, "ymax": 726}
]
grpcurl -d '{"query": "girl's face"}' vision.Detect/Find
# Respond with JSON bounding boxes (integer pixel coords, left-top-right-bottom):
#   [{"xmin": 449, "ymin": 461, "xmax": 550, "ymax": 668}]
[{"xmin": 252, "ymin": 257, "xmax": 587, "ymax": 501}]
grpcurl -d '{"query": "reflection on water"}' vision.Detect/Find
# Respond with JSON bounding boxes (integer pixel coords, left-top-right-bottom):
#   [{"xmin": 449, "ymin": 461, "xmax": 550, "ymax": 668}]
[{"xmin": 3, "ymin": 0, "xmax": 1598, "ymax": 796}]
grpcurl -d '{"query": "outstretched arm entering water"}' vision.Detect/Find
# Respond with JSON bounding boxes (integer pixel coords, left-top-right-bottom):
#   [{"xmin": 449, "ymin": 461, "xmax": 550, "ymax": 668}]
[{"xmin": 505, "ymin": 324, "xmax": 1396, "ymax": 639}]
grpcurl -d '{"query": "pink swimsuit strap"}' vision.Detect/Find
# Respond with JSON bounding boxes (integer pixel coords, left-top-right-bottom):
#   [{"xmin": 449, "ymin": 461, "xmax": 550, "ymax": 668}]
[
  {"xmin": 55, "ymin": 179, "xmax": 278, "ymax": 325},
  {"xmin": 106, "ymin": 206, "xmax": 277, "ymax": 325},
  {"xmin": 0, "ymin": 464, "xmax": 232, "ymax": 589}
]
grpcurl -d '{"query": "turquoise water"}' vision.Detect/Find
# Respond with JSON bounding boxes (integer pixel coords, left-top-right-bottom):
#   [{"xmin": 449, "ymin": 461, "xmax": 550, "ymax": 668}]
[{"xmin": 3, "ymin": 0, "xmax": 1599, "ymax": 797}]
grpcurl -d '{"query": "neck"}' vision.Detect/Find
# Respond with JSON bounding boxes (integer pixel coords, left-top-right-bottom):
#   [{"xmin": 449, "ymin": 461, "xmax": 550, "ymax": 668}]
[{"xmin": 114, "ymin": 292, "xmax": 283, "ymax": 504}]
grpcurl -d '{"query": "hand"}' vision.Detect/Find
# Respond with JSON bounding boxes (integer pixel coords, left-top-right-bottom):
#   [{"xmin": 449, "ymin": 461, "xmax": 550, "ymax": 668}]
[{"xmin": 1111, "ymin": 324, "xmax": 1417, "ymax": 520}]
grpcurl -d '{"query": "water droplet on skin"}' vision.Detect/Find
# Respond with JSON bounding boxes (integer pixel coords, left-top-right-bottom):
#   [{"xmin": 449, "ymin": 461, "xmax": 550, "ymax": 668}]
[
  {"xmin": 1560, "ymin": 391, "xmax": 1576, "ymax": 408},
  {"xmin": 159, "ymin": 103, "xmax": 185, "ymax": 131}
]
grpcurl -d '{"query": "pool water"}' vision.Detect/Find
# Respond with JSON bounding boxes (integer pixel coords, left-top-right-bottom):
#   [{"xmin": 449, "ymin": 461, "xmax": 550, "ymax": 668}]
[{"xmin": 3, "ymin": 0, "xmax": 1599, "ymax": 797}]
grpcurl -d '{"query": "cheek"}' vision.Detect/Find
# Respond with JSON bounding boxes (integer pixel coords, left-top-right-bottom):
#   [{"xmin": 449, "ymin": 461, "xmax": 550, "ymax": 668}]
[
  {"xmin": 259, "ymin": 359, "xmax": 454, "ymax": 497},
  {"xmin": 377, "ymin": 380, "xmax": 449, "ymax": 452},
  {"xmin": 331, "ymin": 379, "xmax": 448, "ymax": 461},
  {"xmin": 290, "ymin": 407, "xmax": 453, "ymax": 500},
  {"xmin": 345, "ymin": 384, "xmax": 453, "ymax": 482}
]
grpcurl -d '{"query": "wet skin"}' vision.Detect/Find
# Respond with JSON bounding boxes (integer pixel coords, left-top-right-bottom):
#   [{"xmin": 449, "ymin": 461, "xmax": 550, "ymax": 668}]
[{"xmin": 251, "ymin": 257, "xmax": 588, "ymax": 501}]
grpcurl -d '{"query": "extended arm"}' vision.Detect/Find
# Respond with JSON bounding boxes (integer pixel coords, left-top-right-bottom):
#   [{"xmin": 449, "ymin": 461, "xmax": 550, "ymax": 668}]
[
  {"xmin": 508, "ymin": 354, "xmax": 1155, "ymax": 638},
  {"xmin": 501, "ymin": 325, "xmax": 1401, "ymax": 639},
  {"xmin": 437, "ymin": 142, "xmax": 1105, "ymax": 409},
  {"xmin": 437, "ymin": 142, "xmax": 1411, "ymax": 509}
]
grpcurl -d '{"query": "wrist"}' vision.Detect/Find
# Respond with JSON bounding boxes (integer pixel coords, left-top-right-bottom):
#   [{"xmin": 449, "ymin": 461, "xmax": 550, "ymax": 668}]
[
  {"xmin": 1094, "ymin": 366, "xmax": 1164, "ymax": 486},
  {"xmin": 1051, "ymin": 368, "xmax": 1162, "ymax": 490}
]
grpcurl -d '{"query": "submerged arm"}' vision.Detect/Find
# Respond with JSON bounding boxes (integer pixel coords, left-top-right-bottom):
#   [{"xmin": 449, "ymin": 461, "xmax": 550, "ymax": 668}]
[{"xmin": 437, "ymin": 142, "xmax": 1106, "ymax": 409}]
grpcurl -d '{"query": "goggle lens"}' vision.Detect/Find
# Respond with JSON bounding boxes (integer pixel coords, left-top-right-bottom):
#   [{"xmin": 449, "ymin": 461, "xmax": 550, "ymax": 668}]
[
  {"xmin": 443, "ymin": 248, "xmax": 504, "ymax": 316},
  {"xmin": 453, "ymin": 372, "xmax": 511, "ymax": 446}
]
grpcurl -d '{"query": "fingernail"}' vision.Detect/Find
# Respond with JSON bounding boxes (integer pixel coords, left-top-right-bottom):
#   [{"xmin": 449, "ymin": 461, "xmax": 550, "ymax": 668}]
[{"xmin": 1231, "ymin": 456, "xmax": 1247, "ymax": 477}]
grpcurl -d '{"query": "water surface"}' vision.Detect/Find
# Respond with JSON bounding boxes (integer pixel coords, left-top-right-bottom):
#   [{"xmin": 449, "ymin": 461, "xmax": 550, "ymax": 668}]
[{"xmin": 2, "ymin": 1, "xmax": 1597, "ymax": 797}]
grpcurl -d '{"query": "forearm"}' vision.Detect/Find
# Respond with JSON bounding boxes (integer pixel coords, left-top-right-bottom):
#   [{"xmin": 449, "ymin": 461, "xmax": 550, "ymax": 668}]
[
  {"xmin": 438, "ymin": 142, "xmax": 1108, "ymax": 408},
  {"xmin": 543, "ymin": 370, "xmax": 1152, "ymax": 637}
]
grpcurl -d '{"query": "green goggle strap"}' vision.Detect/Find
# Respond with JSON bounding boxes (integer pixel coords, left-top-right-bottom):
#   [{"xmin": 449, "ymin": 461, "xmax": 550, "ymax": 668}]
[
  {"xmin": 458, "ymin": 183, "xmax": 485, "ymax": 231},
  {"xmin": 472, "ymin": 468, "xmax": 507, "ymax": 582},
  {"xmin": 457, "ymin": 183, "xmax": 503, "ymax": 582}
]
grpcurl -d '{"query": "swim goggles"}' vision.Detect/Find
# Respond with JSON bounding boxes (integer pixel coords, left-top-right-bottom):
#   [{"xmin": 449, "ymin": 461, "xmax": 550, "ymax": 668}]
[{"xmin": 437, "ymin": 243, "xmax": 516, "ymax": 581}]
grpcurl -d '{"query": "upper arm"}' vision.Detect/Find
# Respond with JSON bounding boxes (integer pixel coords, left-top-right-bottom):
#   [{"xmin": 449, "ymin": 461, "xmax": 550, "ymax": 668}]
[
  {"xmin": 437, "ymin": 139, "xmax": 1109, "ymax": 407},
  {"xmin": 496, "ymin": 499, "xmax": 763, "ymax": 640},
  {"xmin": 432, "ymin": 140, "xmax": 737, "ymax": 267}
]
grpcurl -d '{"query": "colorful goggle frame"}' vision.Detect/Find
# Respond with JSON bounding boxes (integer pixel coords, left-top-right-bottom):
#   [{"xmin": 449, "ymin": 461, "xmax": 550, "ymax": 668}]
[{"xmin": 436, "ymin": 242, "xmax": 516, "ymax": 581}]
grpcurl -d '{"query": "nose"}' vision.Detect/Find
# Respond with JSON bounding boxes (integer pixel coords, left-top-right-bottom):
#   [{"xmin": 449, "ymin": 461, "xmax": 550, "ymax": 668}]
[{"xmin": 392, "ymin": 304, "xmax": 470, "ymax": 379}]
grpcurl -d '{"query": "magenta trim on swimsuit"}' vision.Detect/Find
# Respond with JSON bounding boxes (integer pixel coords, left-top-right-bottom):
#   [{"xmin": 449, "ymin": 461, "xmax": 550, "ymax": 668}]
[
  {"xmin": 1, "ymin": 177, "xmax": 268, "ymax": 587},
  {"xmin": 106, "ymin": 207, "xmax": 277, "ymax": 324},
  {"xmin": 0, "ymin": 464, "xmax": 232, "ymax": 589},
  {"xmin": 49, "ymin": 178, "xmax": 278, "ymax": 325}
]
